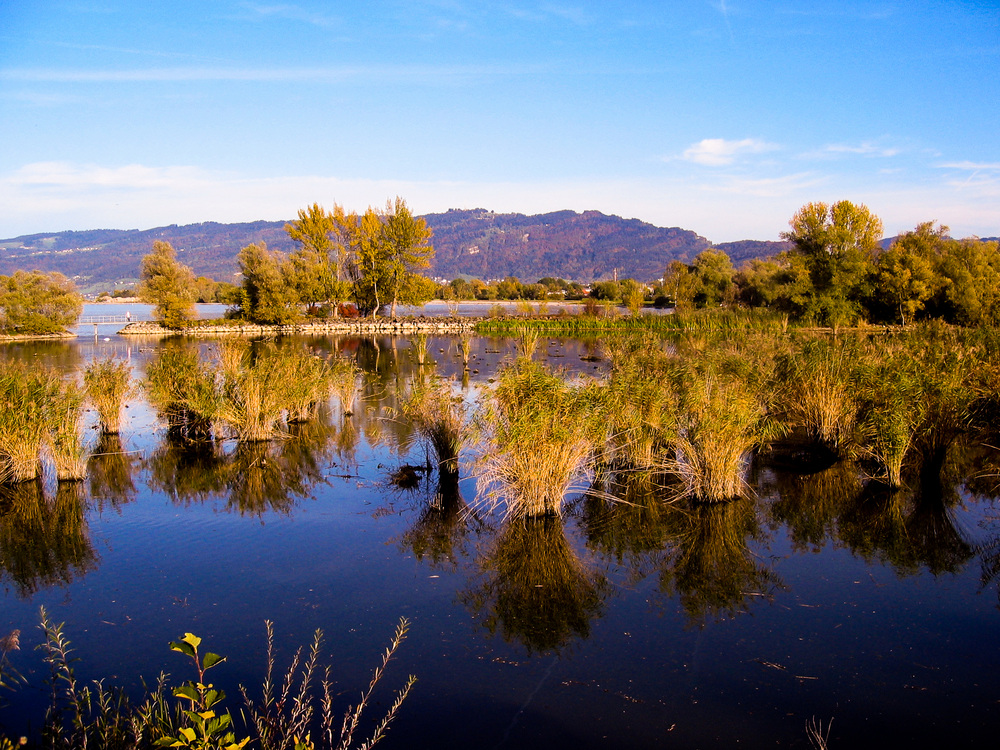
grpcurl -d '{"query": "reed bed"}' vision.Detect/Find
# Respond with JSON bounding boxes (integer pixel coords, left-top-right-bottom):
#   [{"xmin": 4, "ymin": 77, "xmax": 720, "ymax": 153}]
[
  {"xmin": 83, "ymin": 357, "xmax": 134, "ymax": 434},
  {"xmin": 46, "ymin": 379, "xmax": 88, "ymax": 481},
  {"xmin": 214, "ymin": 343, "xmax": 292, "ymax": 442},
  {"xmin": 475, "ymin": 357, "xmax": 607, "ymax": 517},
  {"xmin": 474, "ymin": 307, "xmax": 788, "ymax": 336},
  {"xmin": 329, "ymin": 356, "xmax": 362, "ymax": 416},
  {"xmin": 774, "ymin": 339, "xmax": 860, "ymax": 456},
  {"xmin": 400, "ymin": 376, "xmax": 468, "ymax": 480},
  {"xmin": 145, "ymin": 347, "xmax": 217, "ymax": 439}
]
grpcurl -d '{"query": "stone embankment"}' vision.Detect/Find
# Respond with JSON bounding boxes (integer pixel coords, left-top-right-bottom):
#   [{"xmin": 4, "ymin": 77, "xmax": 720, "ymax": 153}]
[{"xmin": 118, "ymin": 317, "xmax": 479, "ymax": 337}]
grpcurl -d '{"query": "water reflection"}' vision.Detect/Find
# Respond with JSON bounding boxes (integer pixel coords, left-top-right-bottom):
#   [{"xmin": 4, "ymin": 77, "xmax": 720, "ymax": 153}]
[
  {"xmin": 87, "ymin": 432, "xmax": 139, "ymax": 508},
  {"xmin": 462, "ymin": 516, "xmax": 607, "ymax": 654},
  {"xmin": 0, "ymin": 480, "xmax": 97, "ymax": 598},
  {"xmin": 657, "ymin": 498, "xmax": 781, "ymax": 626},
  {"xmin": 398, "ymin": 479, "xmax": 475, "ymax": 570}
]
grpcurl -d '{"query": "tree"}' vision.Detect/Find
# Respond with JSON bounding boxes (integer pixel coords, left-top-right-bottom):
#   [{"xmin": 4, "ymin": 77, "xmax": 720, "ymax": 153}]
[
  {"xmin": 285, "ymin": 203, "xmax": 356, "ymax": 316},
  {"xmin": 781, "ymin": 200, "xmax": 883, "ymax": 327},
  {"xmin": 382, "ymin": 197, "xmax": 435, "ymax": 316},
  {"xmin": 932, "ymin": 236, "xmax": 1000, "ymax": 326},
  {"xmin": 137, "ymin": 241, "xmax": 196, "ymax": 329},
  {"xmin": 690, "ymin": 249, "xmax": 734, "ymax": 307},
  {"xmin": 661, "ymin": 260, "xmax": 698, "ymax": 310},
  {"xmin": 235, "ymin": 243, "xmax": 301, "ymax": 324},
  {"xmin": 350, "ymin": 198, "xmax": 435, "ymax": 317},
  {"xmin": 871, "ymin": 222, "xmax": 944, "ymax": 325},
  {"xmin": 0, "ymin": 271, "xmax": 82, "ymax": 334}
]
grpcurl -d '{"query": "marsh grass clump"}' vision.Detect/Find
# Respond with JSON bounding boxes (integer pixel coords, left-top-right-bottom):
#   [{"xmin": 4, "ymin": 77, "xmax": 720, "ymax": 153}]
[
  {"xmin": 400, "ymin": 376, "xmax": 467, "ymax": 481},
  {"xmin": 145, "ymin": 347, "xmax": 217, "ymax": 439},
  {"xmin": 0, "ymin": 362, "xmax": 63, "ymax": 482},
  {"xmin": 329, "ymin": 356, "xmax": 362, "ymax": 417},
  {"xmin": 214, "ymin": 342, "xmax": 291, "ymax": 442},
  {"xmin": 775, "ymin": 338, "xmax": 860, "ymax": 456},
  {"xmin": 665, "ymin": 353, "xmax": 783, "ymax": 503},
  {"xmin": 475, "ymin": 358, "xmax": 607, "ymax": 517},
  {"xmin": 854, "ymin": 355, "xmax": 924, "ymax": 488},
  {"xmin": 280, "ymin": 348, "xmax": 333, "ymax": 423},
  {"xmin": 83, "ymin": 357, "xmax": 134, "ymax": 434},
  {"xmin": 46, "ymin": 378, "xmax": 88, "ymax": 481}
]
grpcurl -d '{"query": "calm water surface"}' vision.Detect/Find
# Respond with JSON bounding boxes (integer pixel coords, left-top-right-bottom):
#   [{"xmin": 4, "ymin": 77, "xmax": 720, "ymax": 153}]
[{"xmin": 0, "ymin": 326, "xmax": 998, "ymax": 748}]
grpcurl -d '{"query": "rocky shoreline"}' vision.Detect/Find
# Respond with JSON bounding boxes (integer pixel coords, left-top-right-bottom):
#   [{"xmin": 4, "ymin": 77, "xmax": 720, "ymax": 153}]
[{"xmin": 118, "ymin": 317, "xmax": 480, "ymax": 337}]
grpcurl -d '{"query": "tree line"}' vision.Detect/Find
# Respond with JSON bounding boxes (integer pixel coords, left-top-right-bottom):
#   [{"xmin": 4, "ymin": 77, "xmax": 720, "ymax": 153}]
[
  {"xmin": 139, "ymin": 197, "xmax": 435, "ymax": 327},
  {"xmin": 662, "ymin": 201, "xmax": 1000, "ymax": 328}
]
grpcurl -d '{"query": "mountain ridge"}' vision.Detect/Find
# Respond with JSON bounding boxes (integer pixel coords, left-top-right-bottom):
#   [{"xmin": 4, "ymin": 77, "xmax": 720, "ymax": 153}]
[{"xmin": 0, "ymin": 209, "xmax": 792, "ymax": 292}]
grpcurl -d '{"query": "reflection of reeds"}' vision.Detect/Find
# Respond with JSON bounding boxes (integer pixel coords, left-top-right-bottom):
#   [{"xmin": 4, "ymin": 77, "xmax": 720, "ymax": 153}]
[
  {"xmin": 398, "ymin": 480, "xmax": 469, "ymax": 567},
  {"xmin": 475, "ymin": 358, "xmax": 605, "ymax": 517},
  {"xmin": 660, "ymin": 497, "xmax": 780, "ymax": 625},
  {"xmin": 462, "ymin": 516, "xmax": 605, "ymax": 654},
  {"xmin": 83, "ymin": 357, "xmax": 134, "ymax": 434},
  {"xmin": 87, "ymin": 432, "xmax": 137, "ymax": 507},
  {"xmin": 401, "ymin": 377, "xmax": 467, "ymax": 479},
  {"xmin": 460, "ymin": 332, "xmax": 473, "ymax": 369},
  {"xmin": 0, "ymin": 480, "xmax": 97, "ymax": 598}
]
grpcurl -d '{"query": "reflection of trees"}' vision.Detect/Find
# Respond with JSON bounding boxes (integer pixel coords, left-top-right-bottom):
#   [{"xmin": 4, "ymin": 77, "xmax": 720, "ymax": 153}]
[
  {"xmin": 398, "ymin": 479, "xmax": 473, "ymax": 569},
  {"xmin": 87, "ymin": 433, "xmax": 139, "ymax": 508},
  {"xmin": 0, "ymin": 481, "xmax": 97, "ymax": 598},
  {"xmin": 461, "ymin": 516, "xmax": 606, "ymax": 655},
  {"xmin": 658, "ymin": 498, "xmax": 781, "ymax": 626}
]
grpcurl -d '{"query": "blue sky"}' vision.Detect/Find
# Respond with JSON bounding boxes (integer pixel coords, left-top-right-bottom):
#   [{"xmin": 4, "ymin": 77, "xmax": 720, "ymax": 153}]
[{"xmin": 1, "ymin": 1, "xmax": 998, "ymax": 242}]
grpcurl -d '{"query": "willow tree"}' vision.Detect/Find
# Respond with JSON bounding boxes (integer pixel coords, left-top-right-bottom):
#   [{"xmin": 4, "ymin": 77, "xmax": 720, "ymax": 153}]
[
  {"xmin": 352, "ymin": 197, "xmax": 435, "ymax": 317},
  {"xmin": 0, "ymin": 271, "xmax": 82, "ymax": 334},
  {"xmin": 781, "ymin": 200, "xmax": 883, "ymax": 327},
  {"xmin": 284, "ymin": 203, "xmax": 357, "ymax": 317},
  {"xmin": 137, "ymin": 241, "xmax": 196, "ymax": 329}
]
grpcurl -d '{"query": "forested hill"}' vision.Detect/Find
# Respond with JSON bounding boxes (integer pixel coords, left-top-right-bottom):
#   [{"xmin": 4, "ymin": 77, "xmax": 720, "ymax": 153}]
[
  {"xmin": 0, "ymin": 209, "xmax": 790, "ymax": 292},
  {"xmin": 423, "ymin": 208, "xmax": 713, "ymax": 281}
]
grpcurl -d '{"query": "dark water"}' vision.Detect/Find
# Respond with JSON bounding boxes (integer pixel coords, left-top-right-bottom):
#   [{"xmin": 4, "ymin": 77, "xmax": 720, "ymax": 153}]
[{"xmin": 0, "ymin": 332, "xmax": 998, "ymax": 749}]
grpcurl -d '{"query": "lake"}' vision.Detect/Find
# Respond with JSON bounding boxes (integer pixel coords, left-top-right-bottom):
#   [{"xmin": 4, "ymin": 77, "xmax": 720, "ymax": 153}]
[{"xmin": 0, "ymin": 318, "xmax": 998, "ymax": 748}]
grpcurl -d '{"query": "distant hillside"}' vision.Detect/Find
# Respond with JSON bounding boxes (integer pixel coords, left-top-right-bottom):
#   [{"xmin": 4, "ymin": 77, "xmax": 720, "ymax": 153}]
[
  {"xmin": 0, "ymin": 210, "xmax": 789, "ymax": 293},
  {"xmin": 422, "ymin": 208, "xmax": 712, "ymax": 282}
]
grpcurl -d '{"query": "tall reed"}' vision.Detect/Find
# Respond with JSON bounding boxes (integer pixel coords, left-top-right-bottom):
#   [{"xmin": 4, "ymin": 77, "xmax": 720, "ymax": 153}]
[
  {"xmin": 145, "ymin": 347, "xmax": 217, "ymax": 439},
  {"xmin": 775, "ymin": 338, "xmax": 859, "ymax": 455},
  {"xmin": 665, "ymin": 355, "xmax": 782, "ymax": 502},
  {"xmin": 329, "ymin": 356, "xmax": 361, "ymax": 416},
  {"xmin": 46, "ymin": 379, "xmax": 88, "ymax": 481},
  {"xmin": 475, "ymin": 358, "xmax": 606, "ymax": 517},
  {"xmin": 0, "ymin": 362, "xmax": 60, "ymax": 482},
  {"xmin": 83, "ymin": 357, "xmax": 134, "ymax": 434},
  {"xmin": 214, "ymin": 342, "xmax": 289, "ymax": 442}
]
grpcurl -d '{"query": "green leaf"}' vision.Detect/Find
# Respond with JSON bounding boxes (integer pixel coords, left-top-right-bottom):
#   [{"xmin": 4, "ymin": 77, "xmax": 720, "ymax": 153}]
[
  {"xmin": 180, "ymin": 632, "xmax": 202, "ymax": 650},
  {"xmin": 169, "ymin": 640, "xmax": 197, "ymax": 658},
  {"xmin": 202, "ymin": 652, "xmax": 225, "ymax": 670},
  {"xmin": 174, "ymin": 684, "xmax": 200, "ymax": 703}
]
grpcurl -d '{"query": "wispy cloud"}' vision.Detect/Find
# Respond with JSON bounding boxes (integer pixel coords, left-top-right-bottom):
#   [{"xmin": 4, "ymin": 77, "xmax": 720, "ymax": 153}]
[
  {"xmin": 680, "ymin": 138, "xmax": 779, "ymax": 166},
  {"xmin": 939, "ymin": 161, "xmax": 1000, "ymax": 171},
  {"xmin": 0, "ymin": 63, "xmax": 540, "ymax": 85},
  {"xmin": 823, "ymin": 141, "xmax": 901, "ymax": 157},
  {"xmin": 238, "ymin": 2, "xmax": 341, "ymax": 28}
]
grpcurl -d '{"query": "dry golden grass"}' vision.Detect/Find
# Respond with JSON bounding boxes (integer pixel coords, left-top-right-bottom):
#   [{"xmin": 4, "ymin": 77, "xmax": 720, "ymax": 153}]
[{"xmin": 83, "ymin": 357, "xmax": 134, "ymax": 434}]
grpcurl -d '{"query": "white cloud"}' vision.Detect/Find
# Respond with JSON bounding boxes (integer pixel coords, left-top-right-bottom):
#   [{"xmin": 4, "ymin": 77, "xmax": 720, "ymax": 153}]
[
  {"xmin": 823, "ymin": 141, "xmax": 901, "ymax": 157},
  {"xmin": 1, "ymin": 160, "xmax": 997, "ymax": 245},
  {"xmin": 680, "ymin": 138, "xmax": 779, "ymax": 167},
  {"xmin": 939, "ymin": 161, "xmax": 1000, "ymax": 171}
]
